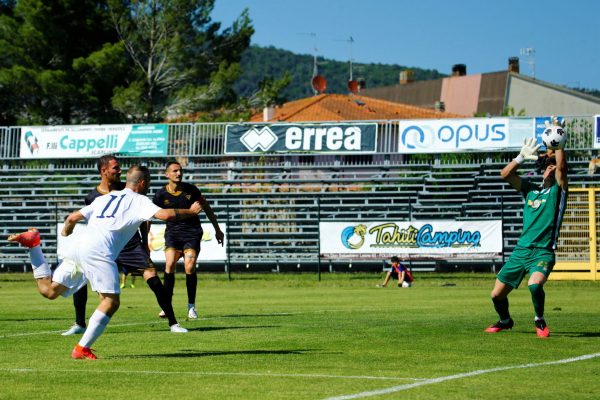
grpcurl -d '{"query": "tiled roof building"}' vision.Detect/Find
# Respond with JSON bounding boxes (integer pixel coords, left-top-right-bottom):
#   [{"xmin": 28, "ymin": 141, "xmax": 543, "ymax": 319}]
[{"xmin": 250, "ymin": 93, "xmax": 463, "ymax": 122}]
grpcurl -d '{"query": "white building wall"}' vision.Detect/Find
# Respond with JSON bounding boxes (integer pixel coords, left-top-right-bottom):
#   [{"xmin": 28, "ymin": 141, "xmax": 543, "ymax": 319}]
[{"xmin": 507, "ymin": 75, "xmax": 600, "ymax": 116}]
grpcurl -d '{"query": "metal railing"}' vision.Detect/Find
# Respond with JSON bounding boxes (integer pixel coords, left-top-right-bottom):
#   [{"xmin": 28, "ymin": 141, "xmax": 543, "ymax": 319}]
[{"xmin": 1, "ymin": 116, "xmax": 597, "ymax": 160}]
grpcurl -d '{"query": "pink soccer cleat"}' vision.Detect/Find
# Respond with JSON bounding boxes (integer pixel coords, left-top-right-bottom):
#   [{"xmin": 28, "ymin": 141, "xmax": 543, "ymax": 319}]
[{"xmin": 7, "ymin": 228, "xmax": 40, "ymax": 248}]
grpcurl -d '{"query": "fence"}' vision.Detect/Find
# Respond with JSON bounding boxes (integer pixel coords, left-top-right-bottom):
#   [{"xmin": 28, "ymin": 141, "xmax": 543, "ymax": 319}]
[
  {"xmin": 1, "ymin": 115, "xmax": 598, "ymax": 160},
  {"xmin": 551, "ymin": 188, "xmax": 600, "ymax": 280}
]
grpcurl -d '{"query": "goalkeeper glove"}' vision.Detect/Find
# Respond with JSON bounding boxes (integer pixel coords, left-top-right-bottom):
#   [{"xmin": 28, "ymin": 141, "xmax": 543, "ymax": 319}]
[
  {"xmin": 544, "ymin": 115, "xmax": 565, "ymax": 128},
  {"xmin": 514, "ymin": 137, "xmax": 540, "ymax": 164}
]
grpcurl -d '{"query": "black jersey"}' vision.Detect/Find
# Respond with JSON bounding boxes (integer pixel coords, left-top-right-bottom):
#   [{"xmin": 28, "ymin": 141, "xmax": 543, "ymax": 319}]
[
  {"xmin": 85, "ymin": 181, "xmax": 141, "ymax": 253},
  {"xmin": 152, "ymin": 182, "xmax": 203, "ymax": 235}
]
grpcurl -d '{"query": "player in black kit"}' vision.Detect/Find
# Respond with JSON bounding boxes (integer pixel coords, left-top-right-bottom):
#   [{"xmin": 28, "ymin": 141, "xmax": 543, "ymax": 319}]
[
  {"xmin": 63, "ymin": 155, "xmax": 187, "ymax": 334},
  {"xmin": 153, "ymin": 161, "xmax": 224, "ymax": 319}
]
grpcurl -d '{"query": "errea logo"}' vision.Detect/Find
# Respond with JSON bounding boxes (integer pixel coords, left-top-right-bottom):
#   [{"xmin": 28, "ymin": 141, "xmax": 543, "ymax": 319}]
[
  {"xmin": 240, "ymin": 127, "xmax": 278, "ymax": 151},
  {"xmin": 226, "ymin": 123, "xmax": 377, "ymax": 154}
]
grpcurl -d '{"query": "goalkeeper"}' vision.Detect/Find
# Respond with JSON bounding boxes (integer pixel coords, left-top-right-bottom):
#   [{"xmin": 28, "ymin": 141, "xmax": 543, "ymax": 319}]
[{"xmin": 485, "ymin": 118, "xmax": 568, "ymax": 338}]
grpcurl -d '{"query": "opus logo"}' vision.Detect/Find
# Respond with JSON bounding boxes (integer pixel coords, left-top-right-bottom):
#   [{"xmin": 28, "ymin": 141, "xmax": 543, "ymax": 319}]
[
  {"xmin": 398, "ymin": 118, "xmax": 508, "ymax": 153},
  {"xmin": 240, "ymin": 127, "xmax": 278, "ymax": 151}
]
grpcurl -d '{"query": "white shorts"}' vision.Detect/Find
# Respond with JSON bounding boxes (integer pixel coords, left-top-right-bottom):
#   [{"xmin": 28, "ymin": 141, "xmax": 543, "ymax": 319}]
[
  {"xmin": 54, "ymin": 253, "xmax": 120, "ymax": 296},
  {"xmin": 52, "ymin": 258, "xmax": 88, "ymax": 298}
]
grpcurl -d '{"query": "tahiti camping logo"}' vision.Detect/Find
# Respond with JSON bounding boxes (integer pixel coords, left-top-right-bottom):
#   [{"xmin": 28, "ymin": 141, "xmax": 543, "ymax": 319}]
[
  {"xmin": 368, "ymin": 223, "xmax": 482, "ymax": 249},
  {"xmin": 340, "ymin": 224, "xmax": 367, "ymax": 249}
]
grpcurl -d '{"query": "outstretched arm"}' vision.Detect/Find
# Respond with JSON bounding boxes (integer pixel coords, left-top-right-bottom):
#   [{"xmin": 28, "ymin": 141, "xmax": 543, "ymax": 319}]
[
  {"xmin": 61, "ymin": 211, "xmax": 85, "ymax": 236},
  {"xmin": 554, "ymin": 148, "xmax": 568, "ymax": 191},
  {"xmin": 501, "ymin": 137, "xmax": 540, "ymax": 191},
  {"xmin": 200, "ymin": 196, "xmax": 224, "ymax": 246},
  {"xmin": 154, "ymin": 201, "xmax": 202, "ymax": 221}
]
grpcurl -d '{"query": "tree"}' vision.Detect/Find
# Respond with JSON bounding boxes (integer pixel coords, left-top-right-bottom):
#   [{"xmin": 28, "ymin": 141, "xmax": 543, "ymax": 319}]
[
  {"xmin": 0, "ymin": 0, "xmax": 122, "ymax": 125},
  {"xmin": 0, "ymin": 0, "xmax": 254, "ymax": 125},
  {"xmin": 107, "ymin": 0, "xmax": 253, "ymax": 122}
]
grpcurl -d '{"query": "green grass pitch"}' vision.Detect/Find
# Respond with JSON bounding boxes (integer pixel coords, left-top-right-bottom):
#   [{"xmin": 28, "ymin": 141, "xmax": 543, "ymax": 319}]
[{"xmin": 1, "ymin": 272, "xmax": 599, "ymax": 399}]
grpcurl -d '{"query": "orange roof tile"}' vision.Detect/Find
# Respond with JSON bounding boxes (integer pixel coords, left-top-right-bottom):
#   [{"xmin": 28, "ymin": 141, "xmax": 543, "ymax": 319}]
[{"xmin": 250, "ymin": 94, "xmax": 464, "ymax": 122}]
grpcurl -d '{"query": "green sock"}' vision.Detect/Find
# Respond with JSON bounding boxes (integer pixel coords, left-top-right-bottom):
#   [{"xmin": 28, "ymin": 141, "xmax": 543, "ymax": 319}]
[{"xmin": 529, "ymin": 283, "xmax": 545, "ymax": 318}]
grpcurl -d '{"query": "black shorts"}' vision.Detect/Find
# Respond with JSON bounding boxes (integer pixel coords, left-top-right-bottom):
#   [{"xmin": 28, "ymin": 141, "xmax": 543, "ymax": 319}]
[
  {"xmin": 116, "ymin": 241, "xmax": 154, "ymax": 276},
  {"xmin": 164, "ymin": 229, "xmax": 201, "ymax": 254}
]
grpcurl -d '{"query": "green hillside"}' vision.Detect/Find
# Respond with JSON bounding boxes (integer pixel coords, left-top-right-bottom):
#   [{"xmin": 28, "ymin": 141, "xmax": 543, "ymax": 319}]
[{"xmin": 235, "ymin": 45, "xmax": 446, "ymax": 102}]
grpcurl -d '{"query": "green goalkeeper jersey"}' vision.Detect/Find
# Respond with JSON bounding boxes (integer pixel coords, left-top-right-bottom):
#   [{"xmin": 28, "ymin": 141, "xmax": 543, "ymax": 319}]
[{"xmin": 516, "ymin": 179, "xmax": 567, "ymax": 250}]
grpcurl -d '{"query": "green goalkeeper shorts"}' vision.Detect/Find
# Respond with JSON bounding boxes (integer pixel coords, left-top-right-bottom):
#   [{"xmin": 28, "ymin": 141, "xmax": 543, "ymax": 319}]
[{"xmin": 497, "ymin": 246, "xmax": 555, "ymax": 289}]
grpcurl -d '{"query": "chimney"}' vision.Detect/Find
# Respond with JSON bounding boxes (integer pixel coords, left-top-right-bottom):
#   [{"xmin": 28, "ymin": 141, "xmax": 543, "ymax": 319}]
[
  {"xmin": 399, "ymin": 69, "xmax": 415, "ymax": 85},
  {"xmin": 263, "ymin": 106, "xmax": 275, "ymax": 121},
  {"xmin": 508, "ymin": 57, "xmax": 520, "ymax": 73},
  {"xmin": 451, "ymin": 64, "xmax": 467, "ymax": 76}
]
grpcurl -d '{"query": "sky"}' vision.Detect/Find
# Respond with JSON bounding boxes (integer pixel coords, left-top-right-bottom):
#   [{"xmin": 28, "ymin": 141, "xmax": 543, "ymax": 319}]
[{"xmin": 212, "ymin": 0, "xmax": 600, "ymax": 90}]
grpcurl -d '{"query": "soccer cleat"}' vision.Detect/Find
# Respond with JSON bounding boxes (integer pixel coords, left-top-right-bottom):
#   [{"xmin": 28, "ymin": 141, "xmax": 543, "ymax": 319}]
[
  {"xmin": 7, "ymin": 228, "xmax": 40, "ymax": 248},
  {"xmin": 61, "ymin": 323, "xmax": 86, "ymax": 336},
  {"xmin": 376, "ymin": 284, "xmax": 385, "ymax": 288},
  {"xmin": 158, "ymin": 310, "xmax": 167, "ymax": 318},
  {"xmin": 485, "ymin": 318, "xmax": 514, "ymax": 333},
  {"xmin": 187, "ymin": 306, "xmax": 198, "ymax": 320},
  {"xmin": 535, "ymin": 319, "xmax": 550, "ymax": 338},
  {"xmin": 71, "ymin": 345, "xmax": 97, "ymax": 360},
  {"xmin": 170, "ymin": 323, "xmax": 188, "ymax": 333}
]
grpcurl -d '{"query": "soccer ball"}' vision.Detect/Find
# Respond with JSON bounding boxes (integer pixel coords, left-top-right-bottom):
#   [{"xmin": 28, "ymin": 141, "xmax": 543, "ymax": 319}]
[{"xmin": 542, "ymin": 125, "xmax": 567, "ymax": 150}]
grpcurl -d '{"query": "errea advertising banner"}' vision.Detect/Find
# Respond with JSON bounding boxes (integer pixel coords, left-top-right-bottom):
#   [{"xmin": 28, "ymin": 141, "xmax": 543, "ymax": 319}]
[
  {"xmin": 57, "ymin": 222, "xmax": 227, "ymax": 262},
  {"xmin": 225, "ymin": 123, "xmax": 377, "ymax": 154},
  {"xmin": 20, "ymin": 124, "xmax": 168, "ymax": 159},
  {"xmin": 320, "ymin": 220, "xmax": 502, "ymax": 258},
  {"xmin": 397, "ymin": 118, "xmax": 533, "ymax": 153}
]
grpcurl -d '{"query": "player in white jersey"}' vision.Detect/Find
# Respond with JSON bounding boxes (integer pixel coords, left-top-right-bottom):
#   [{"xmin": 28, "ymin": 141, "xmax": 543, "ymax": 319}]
[{"xmin": 7, "ymin": 166, "xmax": 201, "ymax": 360}]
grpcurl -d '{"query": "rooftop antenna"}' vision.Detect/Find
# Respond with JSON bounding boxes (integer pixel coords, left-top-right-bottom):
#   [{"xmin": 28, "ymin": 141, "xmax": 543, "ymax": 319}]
[
  {"xmin": 298, "ymin": 32, "xmax": 324, "ymax": 95},
  {"xmin": 348, "ymin": 36, "xmax": 354, "ymax": 81},
  {"xmin": 520, "ymin": 47, "xmax": 535, "ymax": 78}
]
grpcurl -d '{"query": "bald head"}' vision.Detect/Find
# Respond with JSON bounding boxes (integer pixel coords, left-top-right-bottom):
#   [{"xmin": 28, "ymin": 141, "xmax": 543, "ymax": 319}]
[{"xmin": 126, "ymin": 165, "xmax": 151, "ymax": 194}]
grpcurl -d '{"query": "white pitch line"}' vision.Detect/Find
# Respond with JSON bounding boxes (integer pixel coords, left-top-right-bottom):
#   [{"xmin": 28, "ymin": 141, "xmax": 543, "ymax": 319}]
[
  {"xmin": 324, "ymin": 352, "xmax": 600, "ymax": 400},
  {"xmin": 1, "ymin": 367, "xmax": 422, "ymax": 382}
]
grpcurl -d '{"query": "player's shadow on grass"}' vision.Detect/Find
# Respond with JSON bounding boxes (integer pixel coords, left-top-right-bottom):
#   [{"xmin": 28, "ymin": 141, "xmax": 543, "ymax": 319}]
[
  {"xmin": 218, "ymin": 313, "xmax": 296, "ymax": 318},
  {"xmin": 186, "ymin": 325, "xmax": 278, "ymax": 333},
  {"xmin": 109, "ymin": 325, "xmax": 277, "ymax": 334},
  {"xmin": 551, "ymin": 331, "xmax": 600, "ymax": 338},
  {"xmin": 122, "ymin": 349, "xmax": 322, "ymax": 359},
  {"xmin": 0, "ymin": 317, "xmax": 65, "ymax": 322}
]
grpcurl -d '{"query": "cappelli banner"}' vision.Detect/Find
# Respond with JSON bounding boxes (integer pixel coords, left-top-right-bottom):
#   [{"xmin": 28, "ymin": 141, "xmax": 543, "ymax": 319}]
[
  {"xmin": 20, "ymin": 124, "xmax": 168, "ymax": 158},
  {"xmin": 319, "ymin": 220, "xmax": 503, "ymax": 258}
]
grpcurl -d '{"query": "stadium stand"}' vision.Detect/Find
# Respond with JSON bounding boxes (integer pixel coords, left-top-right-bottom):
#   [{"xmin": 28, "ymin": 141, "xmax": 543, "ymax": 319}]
[{"xmin": 1, "ymin": 149, "xmax": 597, "ymax": 273}]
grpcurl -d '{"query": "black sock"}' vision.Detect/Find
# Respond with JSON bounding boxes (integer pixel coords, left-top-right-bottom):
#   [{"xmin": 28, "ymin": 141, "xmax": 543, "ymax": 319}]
[
  {"xmin": 492, "ymin": 297, "xmax": 510, "ymax": 321},
  {"xmin": 147, "ymin": 276, "xmax": 177, "ymax": 326},
  {"xmin": 73, "ymin": 285, "xmax": 88, "ymax": 327},
  {"xmin": 163, "ymin": 272, "xmax": 175, "ymax": 301},
  {"xmin": 186, "ymin": 273, "xmax": 197, "ymax": 305}
]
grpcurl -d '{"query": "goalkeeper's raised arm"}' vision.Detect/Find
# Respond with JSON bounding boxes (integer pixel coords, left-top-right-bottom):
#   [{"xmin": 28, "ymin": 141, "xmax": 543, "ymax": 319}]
[{"xmin": 500, "ymin": 137, "xmax": 540, "ymax": 191}]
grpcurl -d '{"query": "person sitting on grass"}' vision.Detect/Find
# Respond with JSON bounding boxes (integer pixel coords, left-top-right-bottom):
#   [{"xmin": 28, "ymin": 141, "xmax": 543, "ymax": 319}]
[{"xmin": 377, "ymin": 256, "xmax": 413, "ymax": 288}]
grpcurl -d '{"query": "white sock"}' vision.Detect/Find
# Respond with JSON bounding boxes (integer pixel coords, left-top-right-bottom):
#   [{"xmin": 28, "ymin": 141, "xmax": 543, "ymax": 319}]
[
  {"xmin": 29, "ymin": 246, "xmax": 51, "ymax": 279},
  {"xmin": 78, "ymin": 310, "xmax": 110, "ymax": 348}
]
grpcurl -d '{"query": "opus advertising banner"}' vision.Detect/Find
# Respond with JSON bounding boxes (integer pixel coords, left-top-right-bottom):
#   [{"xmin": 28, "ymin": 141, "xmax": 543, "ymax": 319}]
[
  {"xmin": 225, "ymin": 123, "xmax": 377, "ymax": 154},
  {"xmin": 320, "ymin": 220, "xmax": 503, "ymax": 258},
  {"xmin": 595, "ymin": 115, "xmax": 600, "ymax": 149},
  {"xmin": 397, "ymin": 118, "xmax": 532, "ymax": 153},
  {"xmin": 57, "ymin": 222, "xmax": 227, "ymax": 263},
  {"xmin": 21, "ymin": 124, "xmax": 168, "ymax": 159}
]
